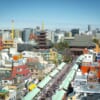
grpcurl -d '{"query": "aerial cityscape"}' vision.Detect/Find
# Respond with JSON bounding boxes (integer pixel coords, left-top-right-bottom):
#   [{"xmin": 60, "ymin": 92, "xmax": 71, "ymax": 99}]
[{"xmin": 0, "ymin": 0, "xmax": 100, "ymax": 100}]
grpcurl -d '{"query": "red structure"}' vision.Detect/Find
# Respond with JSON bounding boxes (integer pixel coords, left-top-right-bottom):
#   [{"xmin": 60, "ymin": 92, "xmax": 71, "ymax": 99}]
[
  {"xmin": 81, "ymin": 62, "xmax": 100, "ymax": 79},
  {"xmin": 29, "ymin": 33, "xmax": 37, "ymax": 40},
  {"xmin": 37, "ymin": 31, "xmax": 47, "ymax": 49},
  {"xmin": 11, "ymin": 65, "xmax": 30, "ymax": 78}
]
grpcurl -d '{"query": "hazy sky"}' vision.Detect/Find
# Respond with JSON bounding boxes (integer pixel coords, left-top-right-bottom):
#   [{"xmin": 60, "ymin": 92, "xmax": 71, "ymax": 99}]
[{"xmin": 0, "ymin": 0, "xmax": 100, "ymax": 29}]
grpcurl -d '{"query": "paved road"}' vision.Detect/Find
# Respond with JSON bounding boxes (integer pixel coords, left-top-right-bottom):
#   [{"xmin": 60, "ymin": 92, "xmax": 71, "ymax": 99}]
[{"xmin": 37, "ymin": 63, "xmax": 73, "ymax": 100}]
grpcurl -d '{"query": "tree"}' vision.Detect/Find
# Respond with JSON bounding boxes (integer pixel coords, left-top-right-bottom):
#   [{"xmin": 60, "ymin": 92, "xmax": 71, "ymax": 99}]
[
  {"xmin": 53, "ymin": 41, "xmax": 72, "ymax": 63},
  {"xmin": 93, "ymin": 38, "xmax": 100, "ymax": 47},
  {"xmin": 93, "ymin": 38, "xmax": 99, "ymax": 44},
  {"xmin": 53, "ymin": 41, "xmax": 69, "ymax": 51}
]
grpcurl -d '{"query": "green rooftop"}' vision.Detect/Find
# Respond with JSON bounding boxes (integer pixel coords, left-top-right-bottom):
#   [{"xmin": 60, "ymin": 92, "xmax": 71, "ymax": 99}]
[
  {"xmin": 37, "ymin": 75, "xmax": 51, "ymax": 88},
  {"xmin": 59, "ymin": 63, "xmax": 77, "ymax": 90},
  {"xmin": 23, "ymin": 88, "xmax": 40, "ymax": 100},
  {"xmin": 49, "ymin": 69, "xmax": 59, "ymax": 77},
  {"xmin": 57, "ymin": 62, "xmax": 66, "ymax": 70},
  {"xmin": 71, "ymin": 64, "xmax": 78, "ymax": 70},
  {"xmin": 0, "ymin": 89, "xmax": 9, "ymax": 95}
]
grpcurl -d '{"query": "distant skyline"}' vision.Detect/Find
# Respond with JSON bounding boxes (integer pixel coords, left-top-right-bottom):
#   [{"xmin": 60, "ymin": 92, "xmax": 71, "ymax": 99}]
[{"xmin": 0, "ymin": 0, "xmax": 100, "ymax": 30}]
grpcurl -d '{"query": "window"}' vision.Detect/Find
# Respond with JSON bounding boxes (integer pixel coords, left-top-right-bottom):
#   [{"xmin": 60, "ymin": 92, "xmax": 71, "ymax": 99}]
[
  {"xmin": 17, "ymin": 68, "xmax": 22, "ymax": 72},
  {"xmin": 4, "ymin": 80, "xmax": 8, "ymax": 83},
  {"xmin": 22, "ymin": 53, "xmax": 26, "ymax": 55},
  {"xmin": 88, "ymin": 56, "xmax": 91, "ymax": 58}
]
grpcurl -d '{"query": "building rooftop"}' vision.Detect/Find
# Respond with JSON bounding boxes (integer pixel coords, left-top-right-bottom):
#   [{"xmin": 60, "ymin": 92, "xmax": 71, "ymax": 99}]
[{"xmin": 69, "ymin": 41, "xmax": 95, "ymax": 47}]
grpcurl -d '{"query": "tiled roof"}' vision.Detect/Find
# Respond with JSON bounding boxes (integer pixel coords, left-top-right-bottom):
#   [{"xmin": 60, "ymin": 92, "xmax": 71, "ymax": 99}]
[
  {"xmin": 69, "ymin": 35, "xmax": 95, "ymax": 47},
  {"xmin": 69, "ymin": 41, "xmax": 95, "ymax": 47},
  {"xmin": 74, "ymin": 35, "xmax": 93, "ymax": 41},
  {"xmin": 95, "ymin": 33, "xmax": 100, "ymax": 39}
]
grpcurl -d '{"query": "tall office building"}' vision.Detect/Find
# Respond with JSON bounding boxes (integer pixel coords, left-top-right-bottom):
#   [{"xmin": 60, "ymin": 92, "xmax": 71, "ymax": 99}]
[
  {"xmin": 46, "ymin": 30, "xmax": 55, "ymax": 43},
  {"xmin": 22, "ymin": 28, "xmax": 33, "ymax": 42},
  {"xmin": 71, "ymin": 29, "xmax": 79, "ymax": 36},
  {"xmin": 2, "ymin": 30, "xmax": 11, "ymax": 40},
  {"xmin": 14, "ymin": 29, "xmax": 22, "ymax": 38},
  {"xmin": 88, "ymin": 25, "xmax": 91, "ymax": 31}
]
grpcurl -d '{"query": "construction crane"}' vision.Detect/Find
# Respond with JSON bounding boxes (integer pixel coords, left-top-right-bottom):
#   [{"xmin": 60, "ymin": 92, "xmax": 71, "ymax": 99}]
[
  {"xmin": 11, "ymin": 20, "xmax": 14, "ymax": 40},
  {"xmin": 42, "ymin": 21, "xmax": 44, "ymax": 31}
]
